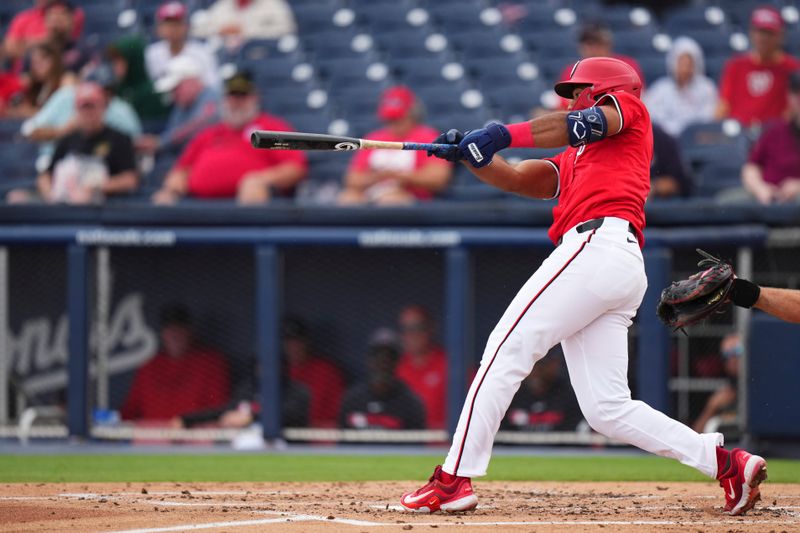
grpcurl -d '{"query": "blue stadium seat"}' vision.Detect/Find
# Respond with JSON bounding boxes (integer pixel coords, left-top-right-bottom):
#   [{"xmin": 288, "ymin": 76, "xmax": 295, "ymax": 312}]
[
  {"xmin": 262, "ymin": 90, "xmax": 319, "ymax": 116},
  {"xmin": 521, "ymin": 28, "xmax": 579, "ymax": 58},
  {"xmin": 637, "ymin": 56, "xmax": 668, "ymax": 86},
  {"xmin": 303, "ymin": 29, "xmax": 375, "ymax": 61},
  {"xmin": 343, "ymin": 115, "xmax": 381, "ymax": 137},
  {"xmin": 693, "ymin": 162, "xmax": 743, "ymax": 197},
  {"xmin": 675, "ymin": 28, "xmax": 733, "ymax": 57},
  {"xmin": 428, "ymin": 109, "xmax": 494, "ymax": 134},
  {"xmin": 355, "ymin": 4, "xmax": 420, "ymax": 31},
  {"xmin": 315, "ymin": 56, "xmax": 380, "ymax": 84},
  {"xmin": 284, "ymin": 110, "xmax": 335, "ymax": 136},
  {"xmin": 679, "ymin": 122, "xmax": 750, "ymax": 170},
  {"xmin": 330, "ymin": 86, "xmax": 383, "ymax": 117},
  {"xmin": 377, "ymin": 31, "xmax": 451, "ymax": 61},
  {"xmin": 483, "ymin": 84, "xmax": 544, "ymax": 122},
  {"xmin": 612, "ymin": 28, "xmax": 659, "ymax": 56},
  {"xmin": 662, "ymin": 6, "xmax": 730, "ymax": 33},
  {"xmin": 426, "ymin": 5, "xmax": 500, "ymax": 32},
  {"xmin": 591, "ymin": 5, "xmax": 656, "ymax": 32},
  {"xmin": 537, "ymin": 55, "xmax": 575, "ymax": 82},
  {"xmin": 705, "ymin": 54, "xmax": 728, "ymax": 82}
]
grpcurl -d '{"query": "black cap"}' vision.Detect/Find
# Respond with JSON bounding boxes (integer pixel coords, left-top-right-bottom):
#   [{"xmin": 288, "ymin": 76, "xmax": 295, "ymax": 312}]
[
  {"xmin": 224, "ymin": 70, "xmax": 255, "ymax": 95},
  {"xmin": 45, "ymin": 0, "xmax": 75, "ymax": 12},
  {"xmin": 159, "ymin": 304, "xmax": 192, "ymax": 327},
  {"xmin": 579, "ymin": 22, "xmax": 612, "ymax": 44}
]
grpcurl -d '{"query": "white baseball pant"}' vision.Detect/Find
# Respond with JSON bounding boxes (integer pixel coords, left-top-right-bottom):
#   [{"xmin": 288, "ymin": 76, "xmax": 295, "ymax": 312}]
[{"xmin": 443, "ymin": 217, "xmax": 724, "ymax": 479}]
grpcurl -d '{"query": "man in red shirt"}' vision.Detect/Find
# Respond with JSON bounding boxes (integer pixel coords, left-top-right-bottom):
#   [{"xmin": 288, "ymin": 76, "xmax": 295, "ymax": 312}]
[
  {"xmin": 121, "ymin": 305, "xmax": 230, "ymax": 421},
  {"xmin": 338, "ymin": 86, "xmax": 452, "ymax": 205},
  {"xmin": 401, "ymin": 57, "xmax": 767, "ymax": 517},
  {"xmin": 728, "ymin": 70, "xmax": 800, "ymax": 204},
  {"xmin": 3, "ymin": 0, "xmax": 84, "ymax": 67},
  {"xmin": 394, "ymin": 305, "xmax": 448, "ymax": 429},
  {"xmin": 283, "ymin": 318, "xmax": 345, "ymax": 428},
  {"xmin": 716, "ymin": 5, "xmax": 800, "ymax": 127},
  {"xmin": 152, "ymin": 70, "xmax": 307, "ymax": 204}
]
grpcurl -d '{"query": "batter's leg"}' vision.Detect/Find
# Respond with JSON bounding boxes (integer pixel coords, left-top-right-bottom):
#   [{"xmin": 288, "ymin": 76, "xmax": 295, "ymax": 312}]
[{"xmin": 562, "ymin": 310, "xmax": 723, "ymax": 478}]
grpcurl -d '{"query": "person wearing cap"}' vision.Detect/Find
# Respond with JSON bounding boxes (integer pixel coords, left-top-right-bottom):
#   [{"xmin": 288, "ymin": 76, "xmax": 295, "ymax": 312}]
[
  {"xmin": 191, "ymin": 0, "xmax": 296, "ymax": 44},
  {"xmin": 3, "ymin": 0, "xmax": 85, "ymax": 67},
  {"xmin": 716, "ymin": 5, "xmax": 800, "ymax": 127},
  {"xmin": 121, "ymin": 305, "xmax": 231, "ymax": 422},
  {"xmin": 20, "ymin": 62, "xmax": 141, "ymax": 163},
  {"xmin": 283, "ymin": 317, "xmax": 344, "ymax": 428},
  {"xmin": 145, "ymin": 1, "xmax": 220, "ymax": 92},
  {"xmin": 8, "ymin": 80, "xmax": 138, "ymax": 204},
  {"xmin": 107, "ymin": 35, "xmax": 171, "ymax": 121},
  {"xmin": 136, "ymin": 55, "xmax": 220, "ymax": 154},
  {"xmin": 644, "ymin": 36, "xmax": 718, "ymax": 138},
  {"xmin": 719, "ymin": 70, "xmax": 800, "ymax": 205},
  {"xmin": 338, "ymin": 86, "xmax": 453, "ymax": 205},
  {"xmin": 554, "ymin": 23, "xmax": 645, "ymax": 110},
  {"xmin": 152, "ymin": 70, "xmax": 307, "ymax": 205},
  {"xmin": 692, "ymin": 334, "xmax": 742, "ymax": 435},
  {"xmin": 393, "ymin": 305, "xmax": 449, "ymax": 430},
  {"xmin": 339, "ymin": 333, "xmax": 426, "ymax": 430}
]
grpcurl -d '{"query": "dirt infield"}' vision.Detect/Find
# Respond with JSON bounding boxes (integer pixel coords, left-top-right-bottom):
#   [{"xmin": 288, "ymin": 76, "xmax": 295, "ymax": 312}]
[{"xmin": 1, "ymin": 481, "xmax": 799, "ymax": 532}]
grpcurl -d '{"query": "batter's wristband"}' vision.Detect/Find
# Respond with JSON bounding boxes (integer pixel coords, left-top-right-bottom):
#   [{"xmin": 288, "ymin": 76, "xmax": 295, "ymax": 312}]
[
  {"xmin": 730, "ymin": 278, "xmax": 761, "ymax": 308},
  {"xmin": 507, "ymin": 122, "xmax": 535, "ymax": 148}
]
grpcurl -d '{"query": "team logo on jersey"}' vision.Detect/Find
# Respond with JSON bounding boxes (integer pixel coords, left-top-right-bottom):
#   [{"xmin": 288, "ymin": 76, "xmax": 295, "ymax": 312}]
[{"xmin": 747, "ymin": 71, "xmax": 774, "ymax": 97}]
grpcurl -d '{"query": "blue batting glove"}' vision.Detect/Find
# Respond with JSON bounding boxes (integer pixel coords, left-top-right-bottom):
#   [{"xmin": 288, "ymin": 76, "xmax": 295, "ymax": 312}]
[
  {"xmin": 458, "ymin": 122, "xmax": 511, "ymax": 168},
  {"xmin": 427, "ymin": 129, "xmax": 464, "ymax": 162}
]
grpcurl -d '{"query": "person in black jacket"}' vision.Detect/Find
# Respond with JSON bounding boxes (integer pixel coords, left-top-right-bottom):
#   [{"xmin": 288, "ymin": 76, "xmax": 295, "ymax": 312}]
[{"xmin": 340, "ymin": 336, "xmax": 425, "ymax": 430}]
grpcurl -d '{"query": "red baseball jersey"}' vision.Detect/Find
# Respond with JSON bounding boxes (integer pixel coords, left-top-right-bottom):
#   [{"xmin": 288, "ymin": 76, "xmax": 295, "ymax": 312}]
[
  {"xmin": 545, "ymin": 91, "xmax": 652, "ymax": 245},
  {"xmin": 177, "ymin": 113, "xmax": 307, "ymax": 198},
  {"xmin": 719, "ymin": 53, "xmax": 800, "ymax": 127}
]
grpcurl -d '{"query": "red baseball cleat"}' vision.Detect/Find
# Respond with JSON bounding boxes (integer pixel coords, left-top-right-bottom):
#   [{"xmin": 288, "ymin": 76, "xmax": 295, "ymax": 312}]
[
  {"xmin": 718, "ymin": 448, "xmax": 768, "ymax": 516},
  {"xmin": 400, "ymin": 465, "xmax": 478, "ymax": 513}
]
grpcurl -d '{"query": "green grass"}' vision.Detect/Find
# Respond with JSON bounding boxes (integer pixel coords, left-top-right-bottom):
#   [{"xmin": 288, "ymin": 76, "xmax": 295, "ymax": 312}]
[{"xmin": 1, "ymin": 454, "xmax": 799, "ymax": 484}]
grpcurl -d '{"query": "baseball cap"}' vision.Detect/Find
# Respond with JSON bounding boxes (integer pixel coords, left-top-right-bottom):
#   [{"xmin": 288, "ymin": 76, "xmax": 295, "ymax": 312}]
[
  {"xmin": 154, "ymin": 55, "xmax": 203, "ymax": 93},
  {"xmin": 579, "ymin": 22, "xmax": 612, "ymax": 44},
  {"xmin": 75, "ymin": 82, "xmax": 105, "ymax": 106},
  {"xmin": 224, "ymin": 70, "xmax": 256, "ymax": 95},
  {"xmin": 156, "ymin": 1, "xmax": 187, "ymax": 22},
  {"xmin": 750, "ymin": 5, "xmax": 783, "ymax": 32},
  {"xmin": 378, "ymin": 86, "xmax": 416, "ymax": 121},
  {"xmin": 83, "ymin": 62, "xmax": 117, "ymax": 90}
]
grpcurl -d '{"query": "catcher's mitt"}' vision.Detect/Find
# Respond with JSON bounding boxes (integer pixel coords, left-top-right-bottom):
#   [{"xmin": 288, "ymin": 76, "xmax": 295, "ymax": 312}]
[{"xmin": 657, "ymin": 249, "xmax": 735, "ymax": 331}]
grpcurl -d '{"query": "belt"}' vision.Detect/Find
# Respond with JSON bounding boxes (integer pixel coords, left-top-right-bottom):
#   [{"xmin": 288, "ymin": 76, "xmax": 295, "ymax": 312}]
[{"xmin": 557, "ymin": 217, "xmax": 635, "ymax": 245}]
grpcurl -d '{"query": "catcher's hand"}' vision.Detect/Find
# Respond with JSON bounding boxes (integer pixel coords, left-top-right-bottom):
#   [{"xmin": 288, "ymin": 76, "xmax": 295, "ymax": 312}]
[{"xmin": 657, "ymin": 249, "xmax": 735, "ymax": 331}]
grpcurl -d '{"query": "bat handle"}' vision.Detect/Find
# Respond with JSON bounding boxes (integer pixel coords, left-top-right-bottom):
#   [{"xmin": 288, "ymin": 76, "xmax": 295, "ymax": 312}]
[{"xmin": 401, "ymin": 142, "xmax": 455, "ymax": 152}]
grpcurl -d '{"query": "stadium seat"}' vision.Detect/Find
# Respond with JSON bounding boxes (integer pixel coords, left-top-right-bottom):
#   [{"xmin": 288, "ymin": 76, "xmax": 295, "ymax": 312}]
[
  {"xmin": 354, "ymin": 4, "xmax": 421, "ymax": 32},
  {"xmin": 426, "ymin": 5, "xmax": 501, "ymax": 32},
  {"xmin": 675, "ymin": 28, "xmax": 733, "ymax": 57},
  {"xmin": 662, "ymin": 6, "xmax": 729, "ymax": 34},
  {"xmin": 591, "ymin": 5, "xmax": 655, "ymax": 32},
  {"xmin": 679, "ymin": 122, "xmax": 750, "ymax": 170},
  {"xmin": 292, "ymin": 3, "xmax": 345, "ymax": 34},
  {"xmin": 330, "ymin": 86, "xmax": 383, "ymax": 117},
  {"xmin": 521, "ymin": 28, "xmax": 579, "ymax": 58},
  {"xmin": 302, "ymin": 29, "xmax": 364, "ymax": 59},
  {"xmin": 483, "ymin": 84, "xmax": 545, "ymax": 122},
  {"xmin": 372, "ymin": 28, "xmax": 446, "ymax": 58},
  {"xmin": 637, "ymin": 56, "xmax": 668, "ymax": 85},
  {"xmin": 613, "ymin": 28, "xmax": 659, "ymax": 56}
]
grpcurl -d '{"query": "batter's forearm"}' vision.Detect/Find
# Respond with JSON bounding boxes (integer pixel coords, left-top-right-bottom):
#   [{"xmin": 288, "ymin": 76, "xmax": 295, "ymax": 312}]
[
  {"xmin": 754, "ymin": 286, "xmax": 800, "ymax": 323},
  {"xmin": 519, "ymin": 112, "xmax": 570, "ymax": 148}
]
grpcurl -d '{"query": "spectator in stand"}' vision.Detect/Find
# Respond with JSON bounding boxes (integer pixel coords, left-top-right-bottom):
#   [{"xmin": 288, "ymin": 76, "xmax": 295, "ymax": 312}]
[
  {"xmin": 20, "ymin": 62, "xmax": 141, "ymax": 164},
  {"xmin": 0, "ymin": 54, "xmax": 25, "ymax": 116},
  {"xmin": 650, "ymin": 123, "xmax": 692, "ymax": 199},
  {"xmin": 107, "ymin": 35, "xmax": 170, "ymax": 121},
  {"xmin": 43, "ymin": 0, "xmax": 94, "ymax": 75},
  {"xmin": 152, "ymin": 70, "xmax": 307, "ymax": 204},
  {"xmin": 191, "ymin": 0, "xmax": 296, "ymax": 47},
  {"xmin": 716, "ymin": 5, "xmax": 800, "ymax": 128},
  {"xmin": 554, "ymin": 23, "xmax": 645, "ymax": 110},
  {"xmin": 283, "ymin": 317, "xmax": 344, "ymax": 428},
  {"xmin": 719, "ymin": 70, "xmax": 800, "ymax": 205},
  {"xmin": 338, "ymin": 86, "xmax": 453, "ymax": 205},
  {"xmin": 136, "ymin": 56, "xmax": 220, "ymax": 155},
  {"xmin": 3, "ymin": 0, "xmax": 84, "ymax": 68},
  {"xmin": 145, "ymin": 2, "xmax": 221, "ymax": 92},
  {"xmin": 502, "ymin": 347, "xmax": 583, "ymax": 432},
  {"xmin": 340, "ymin": 331, "xmax": 426, "ymax": 430},
  {"xmin": 692, "ymin": 333, "xmax": 741, "ymax": 434},
  {"xmin": 6, "ymin": 42, "xmax": 74, "ymax": 119},
  {"xmin": 8, "ymin": 80, "xmax": 138, "ymax": 204},
  {"xmin": 644, "ymin": 36, "xmax": 718, "ymax": 138},
  {"xmin": 121, "ymin": 305, "xmax": 230, "ymax": 422},
  {"xmin": 393, "ymin": 305, "xmax": 448, "ymax": 429}
]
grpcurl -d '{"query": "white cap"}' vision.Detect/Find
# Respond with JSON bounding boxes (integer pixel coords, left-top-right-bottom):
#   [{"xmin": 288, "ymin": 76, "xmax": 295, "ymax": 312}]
[{"xmin": 154, "ymin": 56, "xmax": 203, "ymax": 93}]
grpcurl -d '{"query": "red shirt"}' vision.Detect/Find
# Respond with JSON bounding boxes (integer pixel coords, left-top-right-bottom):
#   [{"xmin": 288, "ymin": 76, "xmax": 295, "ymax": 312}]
[
  {"xmin": 5, "ymin": 5, "xmax": 85, "ymax": 47},
  {"xmin": 348, "ymin": 124, "xmax": 450, "ymax": 200},
  {"xmin": 120, "ymin": 348, "xmax": 230, "ymax": 421},
  {"xmin": 545, "ymin": 91, "xmax": 652, "ymax": 245},
  {"xmin": 557, "ymin": 54, "xmax": 645, "ymax": 110},
  {"xmin": 0, "ymin": 74, "xmax": 24, "ymax": 112},
  {"xmin": 395, "ymin": 347, "xmax": 447, "ymax": 429},
  {"xmin": 176, "ymin": 113, "xmax": 307, "ymax": 198},
  {"xmin": 719, "ymin": 53, "xmax": 800, "ymax": 127},
  {"xmin": 748, "ymin": 119, "xmax": 800, "ymax": 186},
  {"xmin": 288, "ymin": 357, "xmax": 344, "ymax": 427}
]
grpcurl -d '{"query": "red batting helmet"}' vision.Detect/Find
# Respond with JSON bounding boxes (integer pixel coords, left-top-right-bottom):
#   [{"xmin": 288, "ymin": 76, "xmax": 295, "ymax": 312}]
[{"xmin": 554, "ymin": 57, "xmax": 642, "ymax": 110}]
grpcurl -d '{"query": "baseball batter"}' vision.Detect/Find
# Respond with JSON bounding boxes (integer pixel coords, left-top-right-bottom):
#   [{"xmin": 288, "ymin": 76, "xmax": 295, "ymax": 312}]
[{"xmin": 400, "ymin": 57, "xmax": 767, "ymax": 516}]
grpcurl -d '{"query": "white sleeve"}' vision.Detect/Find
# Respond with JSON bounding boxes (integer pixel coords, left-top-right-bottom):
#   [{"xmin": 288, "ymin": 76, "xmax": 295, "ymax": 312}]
[{"xmin": 542, "ymin": 159, "xmax": 560, "ymax": 200}]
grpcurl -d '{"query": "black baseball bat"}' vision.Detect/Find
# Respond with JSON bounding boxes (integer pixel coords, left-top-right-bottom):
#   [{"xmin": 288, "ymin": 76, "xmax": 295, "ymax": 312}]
[{"xmin": 250, "ymin": 130, "xmax": 450, "ymax": 152}]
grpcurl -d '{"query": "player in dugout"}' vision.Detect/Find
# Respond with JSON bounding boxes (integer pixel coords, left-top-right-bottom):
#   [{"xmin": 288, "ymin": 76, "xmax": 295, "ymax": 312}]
[{"xmin": 400, "ymin": 57, "xmax": 767, "ymax": 516}]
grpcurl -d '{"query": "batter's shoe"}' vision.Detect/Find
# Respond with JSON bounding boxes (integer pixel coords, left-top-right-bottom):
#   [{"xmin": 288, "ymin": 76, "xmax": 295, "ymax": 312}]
[
  {"xmin": 718, "ymin": 448, "xmax": 768, "ymax": 516},
  {"xmin": 400, "ymin": 465, "xmax": 478, "ymax": 513}
]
